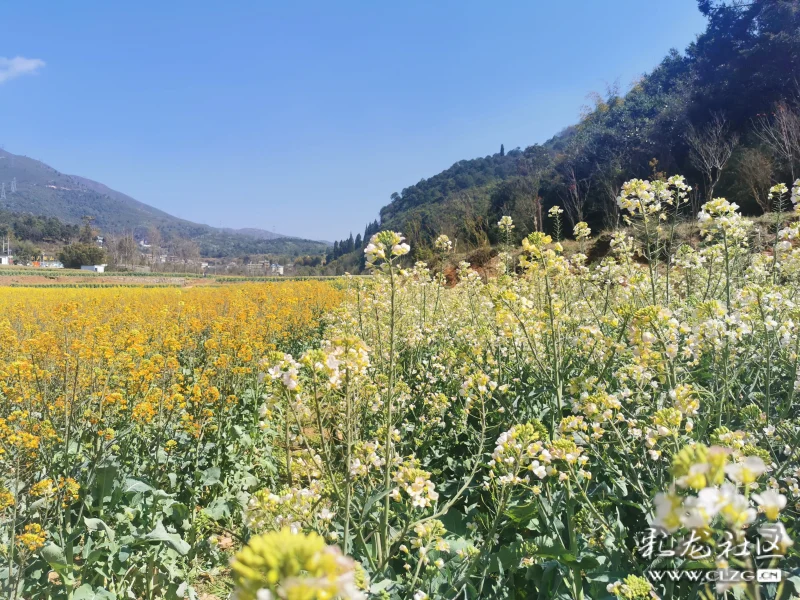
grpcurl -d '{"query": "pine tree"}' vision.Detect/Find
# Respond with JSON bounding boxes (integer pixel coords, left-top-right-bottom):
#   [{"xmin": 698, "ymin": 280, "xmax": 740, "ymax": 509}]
[
  {"xmin": 365, "ymin": 220, "xmax": 380, "ymax": 240},
  {"xmin": 500, "ymin": 144, "xmax": 505, "ymax": 157}
]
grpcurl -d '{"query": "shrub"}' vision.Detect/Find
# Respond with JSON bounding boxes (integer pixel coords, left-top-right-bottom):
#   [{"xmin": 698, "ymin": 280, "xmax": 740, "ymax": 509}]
[{"xmin": 57, "ymin": 243, "xmax": 107, "ymax": 269}]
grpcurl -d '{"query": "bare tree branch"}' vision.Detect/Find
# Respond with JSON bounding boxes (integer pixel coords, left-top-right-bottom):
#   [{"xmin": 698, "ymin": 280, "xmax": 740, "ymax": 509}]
[
  {"xmin": 753, "ymin": 100, "xmax": 800, "ymax": 181},
  {"xmin": 737, "ymin": 148, "xmax": 774, "ymax": 212},
  {"xmin": 685, "ymin": 112, "xmax": 739, "ymax": 202},
  {"xmin": 557, "ymin": 164, "xmax": 591, "ymax": 227}
]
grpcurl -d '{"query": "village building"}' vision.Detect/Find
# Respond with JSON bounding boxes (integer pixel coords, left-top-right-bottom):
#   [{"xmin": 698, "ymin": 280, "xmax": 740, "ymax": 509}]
[{"xmin": 81, "ymin": 264, "xmax": 107, "ymax": 273}]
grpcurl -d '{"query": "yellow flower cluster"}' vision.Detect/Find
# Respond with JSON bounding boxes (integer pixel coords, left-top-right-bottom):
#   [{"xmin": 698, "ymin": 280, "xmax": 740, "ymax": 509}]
[
  {"xmin": 0, "ymin": 282, "xmax": 341, "ymax": 588},
  {"xmin": 246, "ymin": 482, "xmax": 330, "ymax": 534},
  {"xmin": 653, "ymin": 443, "xmax": 787, "ymax": 538},
  {"xmin": 607, "ymin": 574, "xmax": 653, "ymax": 599},
  {"xmin": 16, "ymin": 523, "xmax": 46, "ymax": 553},
  {"xmin": 392, "ymin": 461, "xmax": 439, "ymax": 509},
  {"xmin": 231, "ymin": 529, "xmax": 364, "ymax": 600}
]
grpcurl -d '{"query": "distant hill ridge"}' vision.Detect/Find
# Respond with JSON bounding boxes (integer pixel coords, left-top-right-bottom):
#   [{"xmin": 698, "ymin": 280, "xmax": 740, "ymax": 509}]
[{"xmin": 0, "ymin": 149, "xmax": 328, "ymax": 257}]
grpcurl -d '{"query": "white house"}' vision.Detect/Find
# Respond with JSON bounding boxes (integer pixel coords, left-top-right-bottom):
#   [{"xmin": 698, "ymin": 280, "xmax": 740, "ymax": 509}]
[
  {"xmin": 81, "ymin": 264, "xmax": 107, "ymax": 273},
  {"xmin": 0, "ymin": 256, "xmax": 11, "ymax": 266}
]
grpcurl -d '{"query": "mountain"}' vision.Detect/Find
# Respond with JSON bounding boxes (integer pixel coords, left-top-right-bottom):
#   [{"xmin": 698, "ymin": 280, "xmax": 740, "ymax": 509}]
[
  {"xmin": 327, "ymin": 0, "xmax": 800, "ymax": 266},
  {"xmin": 220, "ymin": 227, "xmax": 286, "ymax": 240},
  {"xmin": 0, "ymin": 149, "xmax": 326, "ymax": 256}
]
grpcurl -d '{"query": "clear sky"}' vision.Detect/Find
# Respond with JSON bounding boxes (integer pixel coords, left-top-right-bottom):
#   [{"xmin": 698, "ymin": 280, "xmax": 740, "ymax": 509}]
[{"xmin": 0, "ymin": 1, "xmax": 707, "ymax": 241}]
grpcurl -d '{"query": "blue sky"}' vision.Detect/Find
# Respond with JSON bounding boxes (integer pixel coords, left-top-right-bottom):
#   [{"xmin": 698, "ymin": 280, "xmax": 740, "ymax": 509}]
[{"xmin": 0, "ymin": 1, "xmax": 707, "ymax": 241}]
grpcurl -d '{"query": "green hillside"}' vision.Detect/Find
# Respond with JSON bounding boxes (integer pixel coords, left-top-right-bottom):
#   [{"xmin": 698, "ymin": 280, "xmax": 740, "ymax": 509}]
[
  {"xmin": 0, "ymin": 149, "xmax": 328, "ymax": 257},
  {"xmin": 328, "ymin": 0, "xmax": 800, "ymax": 267}
]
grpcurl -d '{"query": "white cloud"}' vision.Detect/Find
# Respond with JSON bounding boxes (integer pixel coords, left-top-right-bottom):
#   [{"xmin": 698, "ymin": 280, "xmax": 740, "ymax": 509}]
[{"xmin": 0, "ymin": 56, "xmax": 46, "ymax": 84}]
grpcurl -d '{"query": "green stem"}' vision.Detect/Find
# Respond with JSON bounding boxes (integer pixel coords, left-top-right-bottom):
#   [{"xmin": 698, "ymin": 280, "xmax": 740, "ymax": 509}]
[{"xmin": 380, "ymin": 261, "xmax": 397, "ymax": 561}]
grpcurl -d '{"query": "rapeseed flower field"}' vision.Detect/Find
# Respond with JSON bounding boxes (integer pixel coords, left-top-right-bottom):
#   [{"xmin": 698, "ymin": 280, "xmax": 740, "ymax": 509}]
[
  {"xmin": 0, "ymin": 283, "xmax": 341, "ymax": 600},
  {"xmin": 4, "ymin": 179, "xmax": 800, "ymax": 599}
]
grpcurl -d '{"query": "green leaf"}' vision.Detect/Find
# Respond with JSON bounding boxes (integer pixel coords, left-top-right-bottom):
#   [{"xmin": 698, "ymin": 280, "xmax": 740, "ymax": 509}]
[
  {"xmin": 506, "ymin": 501, "xmax": 540, "ymax": 528},
  {"xmin": 168, "ymin": 501, "xmax": 190, "ymax": 522},
  {"xmin": 85, "ymin": 549, "xmax": 108, "ymax": 566},
  {"xmin": 779, "ymin": 576, "xmax": 800, "ymax": 600},
  {"xmin": 202, "ymin": 497, "xmax": 231, "ymax": 521},
  {"xmin": 28, "ymin": 497, "xmax": 49, "ymax": 511},
  {"xmin": 361, "ymin": 488, "xmax": 392, "ymax": 518},
  {"xmin": 586, "ymin": 571, "xmax": 629, "ymax": 583},
  {"xmin": 41, "ymin": 543, "xmax": 68, "ymax": 571},
  {"xmin": 73, "ymin": 584, "xmax": 116, "ymax": 600},
  {"xmin": 141, "ymin": 521, "xmax": 190, "ymax": 555},
  {"xmin": 122, "ymin": 478, "xmax": 153, "ymax": 494},
  {"xmin": 370, "ymin": 579, "xmax": 394, "ymax": 593},
  {"xmin": 492, "ymin": 542, "xmax": 527, "ymax": 573},
  {"xmin": 177, "ymin": 581, "xmax": 198, "ymax": 599},
  {"xmin": 233, "ymin": 425, "xmax": 253, "ymax": 446},
  {"xmin": 94, "ymin": 466, "xmax": 119, "ymax": 502},
  {"xmin": 611, "ymin": 507, "xmax": 626, "ymax": 543},
  {"xmin": 533, "ymin": 536, "xmax": 571, "ymax": 558},
  {"xmin": 84, "ymin": 517, "xmax": 116, "ymax": 542},
  {"xmin": 567, "ymin": 553, "xmax": 600, "ymax": 570},
  {"xmin": 199, "ymin": 466, "xmax": 221, "ymax": 487},
  {"xmin": 239, "ymin": 473, "xmax": 258, "ymax": 490}
]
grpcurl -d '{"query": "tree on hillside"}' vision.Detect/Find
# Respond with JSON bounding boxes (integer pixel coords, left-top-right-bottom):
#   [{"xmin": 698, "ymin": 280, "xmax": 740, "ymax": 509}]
[
  {"xmin": 404, "ymin": 218, "xmax": 426, "ymax": 258},
  {"xmin": 737, "ymin": 148, "xmax": 774, "ymax": 212},
  {"xmin": 58, "ymin": 243, "xmax": 107, "ymax": 269},
  {"xmin": 79, "ymin": 216, "xmax": 96, "ymax": 244},
  {"xmin": 519, "ymin": 145, "xmax": 552, "ymax": 232},
  {"xmin": 594, "ymin": 152, "xmax": 626, "ymax": 230},
  {"xmin": 364, "ymin": 220, "xmax": 379, "ymax": 241},
  {"xmin": 686, "ymin": 113, "xmax": 739, "ymax": 202},
  {"xmin": 557, "ymin": 161, "xmax": 592, "ymax": 227},
  {"xmin": 691, "ymin": 0, "xmax": 800, "ymax": 129},
  {"xmin": 175, "ymin": 239, "xmax": 200, "ymax": 267},
  {"xmin": 147, "ymin": 226, "xmax": 162, "ymax": 264},
  {"xmin": 0, "ymin": 212, "xmax": 78, "ymax": 243},
  {"xmin": 754, "ymin": 100, "xmax": 800, "ymax": 180},
  {"xmin": 347, "ymin": 0, "xmax": 800, "ymax": 260},
  {"xmin": 13, "ymin": 240, "xmax": 40, "ymax": 264},
  {"xmin": 553, "ymin": 129, "xmax": 596, "ymax": 228},
  {"xmin": 116, "ymin": 233, "xmax": 138, "ymax": 266},
  {"xmin": 490, "ymin": 174, "xmax": 546, "ymax": 241},
  {"xmin": 452, "ymin": 191, "xmax": 490, "ymax": 248}
]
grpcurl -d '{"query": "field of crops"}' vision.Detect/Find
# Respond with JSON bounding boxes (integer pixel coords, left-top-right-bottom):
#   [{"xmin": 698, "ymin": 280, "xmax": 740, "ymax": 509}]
[
  {"xmin": 0, "ymin": 266, "xmax": 353, "ymax": 289},
  {"xmin": 0, "ymin": 282, "xmax": 342, "ymax": 600},
  {"xmin": 3, "ymin": 179, "xmax": 800, "ymax": 600}
]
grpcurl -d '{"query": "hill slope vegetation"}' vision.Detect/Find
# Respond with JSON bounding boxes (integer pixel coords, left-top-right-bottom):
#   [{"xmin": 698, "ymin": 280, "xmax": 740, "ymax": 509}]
[{"xmin": 327, "ymin": 0, "xmax": 800, "ymax": 268}]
